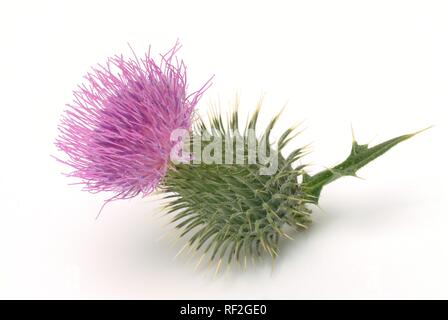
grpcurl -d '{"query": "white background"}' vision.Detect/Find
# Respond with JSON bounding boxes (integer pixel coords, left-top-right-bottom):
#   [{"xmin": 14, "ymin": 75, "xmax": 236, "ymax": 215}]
[{"xmin": 1, "ymin": 0, "xmax": 447, "ymax": 299}]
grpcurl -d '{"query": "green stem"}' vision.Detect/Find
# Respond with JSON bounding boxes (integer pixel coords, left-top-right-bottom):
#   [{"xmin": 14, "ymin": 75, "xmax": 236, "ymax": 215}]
[{"xmin": 302, "ymin": 127, "xmax": 429, "ymax": 204}]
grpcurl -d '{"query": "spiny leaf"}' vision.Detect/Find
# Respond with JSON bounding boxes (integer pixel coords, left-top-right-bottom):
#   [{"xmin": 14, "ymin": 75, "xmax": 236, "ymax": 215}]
[{"xmin": 303, "ymin": 127, "xmax": 430, "ymax": 203}]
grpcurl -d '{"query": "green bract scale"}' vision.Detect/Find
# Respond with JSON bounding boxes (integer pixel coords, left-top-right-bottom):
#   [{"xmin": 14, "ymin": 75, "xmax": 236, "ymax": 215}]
[{"xmin": 160, "ymin": 101, "xmax": 427, "ymax": 268}]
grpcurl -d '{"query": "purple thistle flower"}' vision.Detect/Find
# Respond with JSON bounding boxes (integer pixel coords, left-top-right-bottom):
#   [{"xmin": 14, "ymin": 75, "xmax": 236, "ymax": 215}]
[{"xmin": 55, "ymin": 42, "xmax": 211, "ymax": 201}]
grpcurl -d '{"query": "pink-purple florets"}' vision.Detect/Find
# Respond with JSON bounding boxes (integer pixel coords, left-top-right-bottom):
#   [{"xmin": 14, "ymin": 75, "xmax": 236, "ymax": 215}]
[{"xmin": 56, "ymin": 42, "xmax": 211, "ymax": 200}]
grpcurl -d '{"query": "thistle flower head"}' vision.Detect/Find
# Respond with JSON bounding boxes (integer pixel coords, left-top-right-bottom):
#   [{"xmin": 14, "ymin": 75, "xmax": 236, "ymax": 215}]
[
  {"xmin": 56, "ymin": 42, "xmax": 211, "ymax": 199},
  {"xmin": 55, "ymin": 42, "xmax": 423, "ymax": 271}
]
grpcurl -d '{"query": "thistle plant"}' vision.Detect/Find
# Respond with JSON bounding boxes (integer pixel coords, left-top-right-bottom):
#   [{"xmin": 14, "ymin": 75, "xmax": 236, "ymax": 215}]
[{"xmin": 56, "ymin": 42, "xmax": 425, "ymax": 270}]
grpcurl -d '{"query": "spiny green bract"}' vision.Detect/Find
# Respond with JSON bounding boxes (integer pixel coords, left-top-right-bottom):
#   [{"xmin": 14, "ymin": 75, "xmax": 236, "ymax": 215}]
[{"xmin": 161, "ymin": 103, "xmax": 312, "ymax": 266}]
